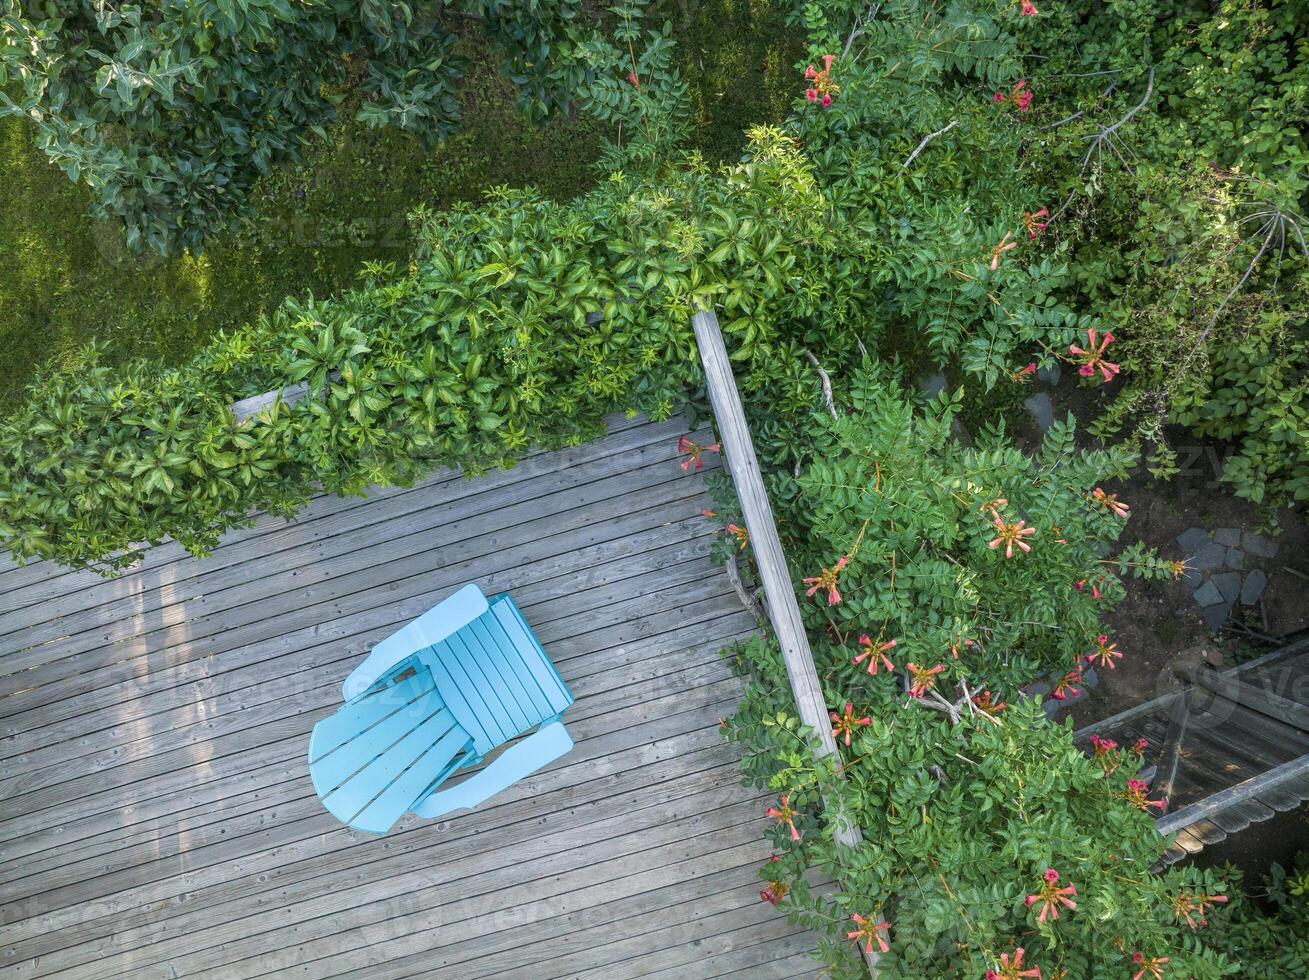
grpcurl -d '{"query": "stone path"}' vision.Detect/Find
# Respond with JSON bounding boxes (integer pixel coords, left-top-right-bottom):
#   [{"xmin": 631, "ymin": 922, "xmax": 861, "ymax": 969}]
[{"xmin": 1176, "ymin": 526, "xmax": 1278, "ymax": 630}]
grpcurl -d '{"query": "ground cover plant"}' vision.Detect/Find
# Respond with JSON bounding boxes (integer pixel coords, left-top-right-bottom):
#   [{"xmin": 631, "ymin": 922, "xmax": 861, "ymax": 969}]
[{"xmin": 0, "ymin": 0, "xmax": 798, "ymax": 407}]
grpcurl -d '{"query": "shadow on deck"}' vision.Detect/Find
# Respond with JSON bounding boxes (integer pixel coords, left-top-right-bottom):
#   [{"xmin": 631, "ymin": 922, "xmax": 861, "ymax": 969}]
[{"xmin": 0, "ymin": 414, "xmax": 817, "ymax": 979}]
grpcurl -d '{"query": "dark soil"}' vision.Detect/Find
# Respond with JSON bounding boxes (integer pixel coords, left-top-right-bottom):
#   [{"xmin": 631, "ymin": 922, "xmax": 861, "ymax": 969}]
[
  {"xmin": 1189, "ymin": 805, "xmax": 1309, "ymax": 896},
  {"xmin": 1010, "ymin": 371, "xmax": 1309, "ymax": 728}
]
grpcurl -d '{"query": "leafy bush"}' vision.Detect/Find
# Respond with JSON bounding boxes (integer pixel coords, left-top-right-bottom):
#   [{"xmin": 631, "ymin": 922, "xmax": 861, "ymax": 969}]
[
  {"xmin": 1028, "ymin": 0, "xmax": 1309, "ymax": 505},
  {"xmin": 1218, "ymin": 851, "xmax": 1309, "ymax": 979},
  {"xmin": 718, "ymin": 370, "xmax": 1236, "ymax": 977},
  {"xmin": 0, "ymin": 124, "xmax": 825, "ymax": 571},
  {"xmin": 0, "ymin": 0, "xmax": 618, "ymax": 253}
]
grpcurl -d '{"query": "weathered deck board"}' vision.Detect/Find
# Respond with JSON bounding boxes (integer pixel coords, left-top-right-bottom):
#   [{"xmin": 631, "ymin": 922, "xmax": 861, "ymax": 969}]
[{"xmin": 0, "ymin": 414, "xmax": 819, "ymax": 980}]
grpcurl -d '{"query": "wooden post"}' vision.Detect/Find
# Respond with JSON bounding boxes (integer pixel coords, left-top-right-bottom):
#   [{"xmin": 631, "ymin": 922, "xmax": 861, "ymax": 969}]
[{"xmin": 691, "ymin": 308, "xmax": 880, "ymax": 977}]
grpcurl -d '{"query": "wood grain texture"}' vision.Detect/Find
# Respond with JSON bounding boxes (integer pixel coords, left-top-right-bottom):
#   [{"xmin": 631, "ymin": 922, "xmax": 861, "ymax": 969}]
[{"xmin": 0, "ymin": 414, "xmax": 814, "ymax": 979}]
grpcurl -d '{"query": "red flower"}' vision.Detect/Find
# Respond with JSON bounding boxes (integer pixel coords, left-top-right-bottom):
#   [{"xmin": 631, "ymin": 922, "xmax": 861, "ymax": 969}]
[
  {"xmin": 1089, "ymin": 733, "xmax": 1119, "ymax": 754},
  {"xmin": 853, "ymin": 634, "xmax": 897, "ymax": 674},
  {"xmin": 678, "ymin": 435, "xmax": 721, "ymax": 470},
  {"xmin": 1091, "ymin": 486, "xmax": 1130, "ymax": 518},
  {"xmin": 626, "ymin": 70, "xmax": 639, "ymax": 86},
  {"xmin": 994, "ymin": 79, "xmax": 1033, "ymax": 111},
  {"xmin": 986, "ymin": 946, "xmax": 1043, "ymax": 979},
  {"xmin": 972, "ymin": 689, "xmax": 1007, "ymax": 714},
  {"xmin": 760, "ymin": 880, "xmax": 788, "ymax": 905},
  {"xmin": 1023, "ymin": 207, "xmax": 1049, "ymax": 238},
  {"xmin": 766, "ymin": 793, "xmax": 802, "ymax": 840},
  {"xmin": 830, "ymin": 702, "xmax": 872, "ymax": 745},
  {"xmin": 726, "ymin": 523, "xmax": 749, "ymax": 550},
  {"xmin": 1051, "ymin": 667, "xmax": 1083, "ymax": 701},
  {"xmin": 1074, "ymin": 578, "xmax": 1103, "ymax": 598},
  {"xmin": 846, "ymin": 913, "xmax": 890, "ymax": 955},
  {"xmin": 1133, "ymin": 737, "xmax": 1149, "ymax": 753},
  {"xmin": 1130, "ymin": 952, "xmax": 1169, "ymax": 980},
  {"xmin": 988, "ymin": 515, "xmax": 1036, "ymax": 557},
  {"xmin": 1068, "ymin": 328, "xmax": 1120, "ymax": 382},
  {"xmin": 1025, "ymin": 868, "xmax": 1078, "ymax": 923},
  {"xmin": 947, "ymin": 634, "xmax": 976, "ymax": 659},
  {"xmin": 1020, "ymin": 0, "xmax": 1038, "ymax": 15},
  {"xmin": 1011, "ymin": 361, "xmax": 1037, "ymax": 382},
  {"xmin": 1125, "ymin": 778, "xmax": 1166, "ymax": 812},
  {"xmin": 802, "ymin": 54, "xmax": 839, "ymax": 106},
  {"xmin": 988, "ymin": 231, "xmax": 1018, "ymax": 270},
  {"xmin": 1089, "ymin": 733, "xmax": 1121, "ymax": 773},
  {"xmin": 1085, "ymin": 633, "xmax": 1122, "ymax": 670},
  {"xmin": 804, "ymin": 554, "xmax": 849, "ymax": 605},
  {"xmin": 906, "ymin": 662, "xmax": 945, "ymax": 698},
  {"xmin": 1170, "ymin": 889, "xmax": 1228, "ymax": 928}
]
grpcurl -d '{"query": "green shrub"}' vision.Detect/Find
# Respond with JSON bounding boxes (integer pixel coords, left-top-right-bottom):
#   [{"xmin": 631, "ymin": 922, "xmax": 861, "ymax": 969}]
[
  {"xmin": 1029, "ymin": 0, "xmax": 1309, "ymax": 506},
  {"xmin": 718, "ymin": 370, "xmax": 1233, "ymax": 978},
  {"xmin": 0, "ymin": 125, "xmax": 832, "ymax": 571},
  {"xmin": 0, "ymin": 0, "xmax": 607, "ymax": 253}
]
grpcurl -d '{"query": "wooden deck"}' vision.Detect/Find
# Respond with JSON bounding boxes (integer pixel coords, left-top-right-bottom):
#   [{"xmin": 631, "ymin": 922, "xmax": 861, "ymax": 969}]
[
  {"xmin": 1075, "ymin": 633, "xmax": 1309, "ymax": 865},
  {"xmin": 0, "ymin": 414, "xmax": 818, "ymax": 980}
]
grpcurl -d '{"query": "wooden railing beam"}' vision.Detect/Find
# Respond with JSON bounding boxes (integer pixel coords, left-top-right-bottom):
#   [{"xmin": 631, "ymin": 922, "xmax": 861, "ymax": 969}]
[{"xmin": 691, "ymin": 308, "xmax": 879, "ymax": 976}]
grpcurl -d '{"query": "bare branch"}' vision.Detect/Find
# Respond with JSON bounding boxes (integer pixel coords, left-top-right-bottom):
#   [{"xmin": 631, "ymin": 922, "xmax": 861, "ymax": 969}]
[
  {"xmin": 802, "ymin": 349, "xmax": 839, "ymax": 420},
  {"xmin": 1044, "ymin": 81, "xmax": 1116, "ymax": 131},
  {"xmin": 1047, "ymin": 69, "xmax": 1154, "ymax": 227},
  {"xmin": 842, "ymin": 4, "xmax": 880, "ymax": 59},
  {"xmin": 1198, "ymin": 217, "xmax": 1277, "ymax": 343},
  {"xmin": 902, "ymin": 119, "xmax": 958, "ymax": 170},
  {"xmin": 1080, "ymin": 66, "xmax": 1154, "ymax": 170},
  {"xmin": 724, "ymin": 553, "xmax": 766, "ymax": 625}
]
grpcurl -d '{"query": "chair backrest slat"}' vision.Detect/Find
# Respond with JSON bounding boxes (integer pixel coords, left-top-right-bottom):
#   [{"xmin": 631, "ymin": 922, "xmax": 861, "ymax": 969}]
[
  {"xmin": 463, "ymin": 617, "xmax": 553, "ymax": 721},
  {"xmin": 488, "ymin": 597, "xmax": 572, "ymax": 715},
  {"xmin": 447, "ymin": 628, "xmax": 535, "ymax": 733}
]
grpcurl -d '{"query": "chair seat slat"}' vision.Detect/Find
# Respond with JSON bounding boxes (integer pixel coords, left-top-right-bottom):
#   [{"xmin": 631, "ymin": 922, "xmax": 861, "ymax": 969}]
[
  {"xmin": 353, "ymin": 726, "xmax": 475, "ymax": 833},
  {"xmin": 308, "ymin": 666, "xmax": 436, "ymax": 761}
]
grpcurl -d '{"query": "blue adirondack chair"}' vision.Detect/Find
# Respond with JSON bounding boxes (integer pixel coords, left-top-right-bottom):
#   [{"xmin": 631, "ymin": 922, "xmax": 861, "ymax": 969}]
[{"xmin": 308, "ymin": 583, "xmax": 575, "ymax": 833}]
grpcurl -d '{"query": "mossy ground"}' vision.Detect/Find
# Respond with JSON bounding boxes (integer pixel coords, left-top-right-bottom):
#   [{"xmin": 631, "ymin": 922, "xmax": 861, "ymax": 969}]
[{"xmin": 0, "ymin": 0, "xmax": 799, "ymax": 407}]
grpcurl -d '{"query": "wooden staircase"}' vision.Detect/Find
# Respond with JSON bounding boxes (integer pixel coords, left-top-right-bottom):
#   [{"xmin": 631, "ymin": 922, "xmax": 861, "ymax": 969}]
[{"xmin": 1074, "ymin": 632, "xmax": 1309, "ymax": 866}]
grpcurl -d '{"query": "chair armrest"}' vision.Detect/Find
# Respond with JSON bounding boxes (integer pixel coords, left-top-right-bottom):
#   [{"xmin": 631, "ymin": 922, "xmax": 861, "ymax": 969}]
[
  {"xmin": 342, "ymin": 583, "xmax": 489, "ymax": 701},
  {"xmin": 412, "ymin": 720, "xmax": 573, "ymax": 819}
]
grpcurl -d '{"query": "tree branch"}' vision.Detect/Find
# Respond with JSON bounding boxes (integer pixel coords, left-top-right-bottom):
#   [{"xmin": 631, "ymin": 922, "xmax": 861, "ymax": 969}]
[
  {"xmin": 902, "ymin": 119, "xmax": 958, "ymax": 169},
  {"xmin": 842, "ymin": 4, "xmax": 880, "ymax": 59},
  {"xmin": 1080, "ymin": 66, "xmax": 1154, "ymax": 170},
  {"xmin": 802, "ymin": 349, "xmax": 839, "ymax": 420},
  {"xmin": 724, "ymin": 553, "xmax": 766, "ymax": 625}
]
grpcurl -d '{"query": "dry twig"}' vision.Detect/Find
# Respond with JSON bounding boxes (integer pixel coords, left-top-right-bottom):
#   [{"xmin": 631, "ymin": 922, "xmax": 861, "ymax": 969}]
[
  {"xmin": 802, "ymin": 349, "xmax": 839, "ymax": 420},
  {"xmin": 902, "ymin": 119, "xmax": 958, "ymax": 170}
]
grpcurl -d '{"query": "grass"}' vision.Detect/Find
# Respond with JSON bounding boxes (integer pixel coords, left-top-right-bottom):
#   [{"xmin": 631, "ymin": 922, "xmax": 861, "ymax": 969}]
[{"xmin": 0, "ymin": 0, "xmax": 799, "ymax": 408}]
